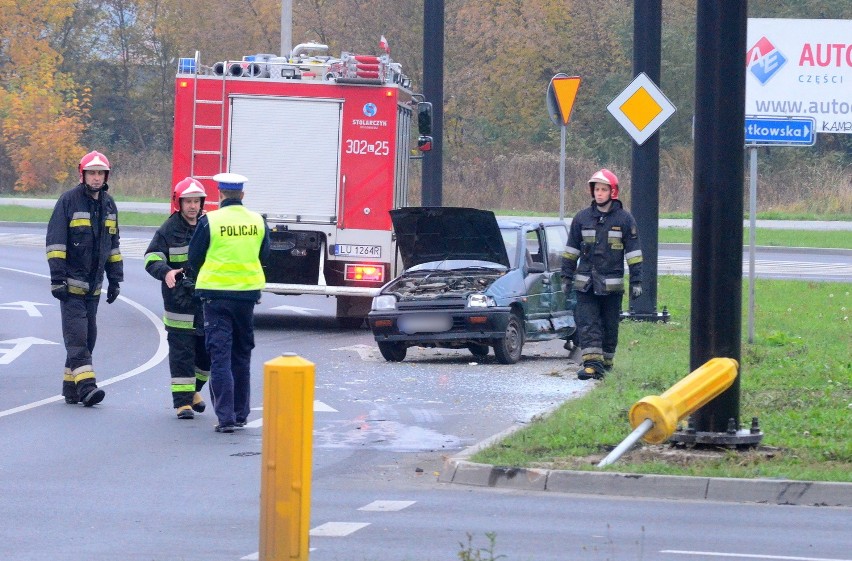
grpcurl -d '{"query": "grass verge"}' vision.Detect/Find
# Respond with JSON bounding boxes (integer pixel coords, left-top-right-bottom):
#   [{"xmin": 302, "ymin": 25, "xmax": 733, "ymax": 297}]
[
  {"xmin": 658, "ymin": 227, "xmax": 852, "ymax": 249},
  {"xmin": 471, "ymin": 276, "xmax": 851, "ymax": 482},
  {"xmin": 0, "ymin": 206, "xmax": 167, "ymax": 227},
  {"xmin": 2, "ymin": 205, "xmax": 850, "ymax": 249}
]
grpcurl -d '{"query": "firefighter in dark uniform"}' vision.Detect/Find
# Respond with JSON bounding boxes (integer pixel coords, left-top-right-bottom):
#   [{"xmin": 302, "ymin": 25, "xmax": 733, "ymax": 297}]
[
  {"xmin": 561, "ymin": 169, "xmax": 643, "ymax": 380},
  {"xmin": 188, "ymin": 173, "xmax": 270, "ymax": 433},
  {"xmin": 46, "ymin": 151, "xmax": 123, "ymax": 406},
  {"xmin": 144, "ymin": 177, "xmax": 211, "ymax": 419}
]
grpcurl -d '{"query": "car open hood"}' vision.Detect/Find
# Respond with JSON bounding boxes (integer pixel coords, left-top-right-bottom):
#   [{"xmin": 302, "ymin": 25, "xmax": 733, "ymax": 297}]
[{"xmin": 390, "ymin": 207, "xmax": 510, "ymax": 269}]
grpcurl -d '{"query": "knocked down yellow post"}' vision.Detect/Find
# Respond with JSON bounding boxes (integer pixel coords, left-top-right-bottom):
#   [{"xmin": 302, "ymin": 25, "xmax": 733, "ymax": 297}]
[
  {"xmin": 598, "ymin": 357, "xmax": 738, "ymax": 467},
  {"xmin": 260, "ymin": 354, "xmax": 314, "ymax": 561}
]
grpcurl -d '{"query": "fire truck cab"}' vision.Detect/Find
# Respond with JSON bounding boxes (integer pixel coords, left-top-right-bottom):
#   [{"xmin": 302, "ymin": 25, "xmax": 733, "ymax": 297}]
[{"xmin": 171, "ymin": 43, "xmax": 431, "ymax": 327}]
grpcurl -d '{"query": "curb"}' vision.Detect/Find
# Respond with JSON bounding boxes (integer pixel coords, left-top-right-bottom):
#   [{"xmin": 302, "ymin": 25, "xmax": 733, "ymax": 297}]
[{"xmin": 439, "ymin": 424, "xmax": 852, "ymax": 508}]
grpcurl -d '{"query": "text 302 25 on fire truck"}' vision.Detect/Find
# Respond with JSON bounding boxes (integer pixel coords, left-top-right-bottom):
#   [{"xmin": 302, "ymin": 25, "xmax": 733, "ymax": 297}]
[{"xmin": 171, "ymin": 42, "xmax": 432, "ymax": 327}]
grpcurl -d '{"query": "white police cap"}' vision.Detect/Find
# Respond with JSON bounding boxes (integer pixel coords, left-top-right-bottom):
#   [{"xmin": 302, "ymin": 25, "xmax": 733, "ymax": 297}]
[{"xmin": 213, "ymin": 172, "xmax": 248, "ymax": 191}]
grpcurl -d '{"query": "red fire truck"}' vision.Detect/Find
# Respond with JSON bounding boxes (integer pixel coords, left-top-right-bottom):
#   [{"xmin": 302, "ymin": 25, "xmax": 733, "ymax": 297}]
[{"xmin": 171, "ymin": 43, "xmax": 432, "ymax": 327}]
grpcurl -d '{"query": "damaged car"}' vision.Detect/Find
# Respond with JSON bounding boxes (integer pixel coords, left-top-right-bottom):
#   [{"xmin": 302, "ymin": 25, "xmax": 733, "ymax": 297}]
[{"xmin": 368, "ymin": 207, "xmax": 577, "ymax": 364}]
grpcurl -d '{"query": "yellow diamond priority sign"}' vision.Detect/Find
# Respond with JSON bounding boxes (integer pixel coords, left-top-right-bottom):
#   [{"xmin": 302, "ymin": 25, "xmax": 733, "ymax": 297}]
[{"xmin": 607, "ymin": 72, "xmax": 676, "ymax": 145}]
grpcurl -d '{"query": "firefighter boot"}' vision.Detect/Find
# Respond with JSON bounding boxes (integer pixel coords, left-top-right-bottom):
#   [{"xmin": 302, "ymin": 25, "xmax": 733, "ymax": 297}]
[
  {"xmin": 62, "ymin": 368, "xmax": 79, "ymax": 404},
  {"xmin": 176, "ymin": 405, "xmax": 194, "ymax": 419},
  {"xmin": 80, "ymin": 386, "xmax": 105, "ymax": 407},
  {"xmin": 577, "ymin": 362, "xmax": 605, "ymax": 380},
  {"xmin": 191, "ymin": 392, "xmax": 206, "ymax": 413}
]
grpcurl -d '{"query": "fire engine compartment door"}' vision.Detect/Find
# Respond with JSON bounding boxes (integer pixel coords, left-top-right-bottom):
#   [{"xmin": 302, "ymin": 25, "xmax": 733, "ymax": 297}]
[{"xmin": 228, "ymin": 95, "xmax": 342, "ymax": 223}]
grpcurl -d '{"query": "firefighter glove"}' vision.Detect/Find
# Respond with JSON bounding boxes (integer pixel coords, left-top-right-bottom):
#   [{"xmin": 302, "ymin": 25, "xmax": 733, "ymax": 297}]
[
  {"xmin": 172, "ymin": 276, "xmax": 196, "ymax": 308},
  {"xmin": 51, "ymin": 283, "xmax": 69, "ymax": 302},
  {"xmin": 630, "ymin": 284, "xmax": 642, "ymax": 300},
  {"xmin": 107, "ymin": 283, "xmax": 120, "ymax": 304}
]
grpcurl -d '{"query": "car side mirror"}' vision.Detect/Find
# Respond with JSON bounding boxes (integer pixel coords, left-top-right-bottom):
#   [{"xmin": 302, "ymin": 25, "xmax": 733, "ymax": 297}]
[
  {"xmin": 527, "ymin": 262, "xmax": 546, "ymax": 274},
  {"xmin": 417, "ymin": 135, "xmax": 432, "ymax": 152}
]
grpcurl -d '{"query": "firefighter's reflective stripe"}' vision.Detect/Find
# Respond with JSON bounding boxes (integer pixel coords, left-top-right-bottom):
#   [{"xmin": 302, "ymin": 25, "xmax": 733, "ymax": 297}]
[
  {"xmin": 67, "ymin": 278, "xmax": 90, "ymax": 295},
  {"xmin": 604, "ymin": 277, "xmax": 624, "ymax": 292},
  {"xmin": 63, "ymin": 369, "xmax": 75, "ymax": 383},
  {"xmin": 69, "ymin": 211, "xmax": 91, "ymax": 228},
  {"xmin": 581, "ymin": 229, "xmax": 596, "ymax": 243},
  {"xmin": 164, "ymin": 311, "xmax": 195, "ymax": 330},
  {"xmin": 171, "ymin": 376, "xmax": 196, "ymax": 393},
  {"xmin": 573, "ymin": 273, "xmax": 591, "ymax": 290},
  {"xmin": 72, "ymin": 364, "xmax": 95, "ymax": 383},
  {"xmin": 46, "ymin": 244, "xmax": 67, "ymax": 260},
  {"xmin": 144, "ymin": 251, "xmax": 167, "ymax": 266},
  {"xmin": 195, "ymin": 368, "xmax": 210, "ymax": 382},
  {"xmin": 108, "ymin": 248, "xmax": 122, "ymax": 263},
  {"xmin": 169, "ymin": 245, "xmax": 190, "ymax": 263},
  {"xmin": 562, "ymin": 246, "xmax": 580, "ymax": 262},
  {"xmin": 625, "ymin": 249, "xmax": 643, "ymax": 265}
]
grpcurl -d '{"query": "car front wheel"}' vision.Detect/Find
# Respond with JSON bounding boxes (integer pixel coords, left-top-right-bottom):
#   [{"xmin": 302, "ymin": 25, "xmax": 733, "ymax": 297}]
[
  {"xmin": 377, "ymin": 341, "xmax": 407, "ymax": 362},
  {"xmin": 493, "ymin": 312, "xmax": 524, "ymax": 364}
]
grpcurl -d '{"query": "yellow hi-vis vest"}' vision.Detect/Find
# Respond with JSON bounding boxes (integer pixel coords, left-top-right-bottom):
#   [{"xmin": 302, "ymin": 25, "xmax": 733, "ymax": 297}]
[{"xmin": 195, "ymin": 205, "xmax": 266, "ymax": 291}]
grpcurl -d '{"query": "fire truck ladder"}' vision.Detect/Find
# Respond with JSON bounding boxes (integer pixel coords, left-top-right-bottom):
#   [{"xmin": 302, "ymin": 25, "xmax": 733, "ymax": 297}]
[{"xmin": 189, "ymin": 51, "xmax": 227, "ymax": 179}]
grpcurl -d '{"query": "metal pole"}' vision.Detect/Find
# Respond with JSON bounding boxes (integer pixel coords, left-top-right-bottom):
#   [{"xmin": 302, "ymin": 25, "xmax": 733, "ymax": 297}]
[
  {"xmin": 280, "ymin": 0, "xmax": 292, "ymax": 57},
  {"xmin": 559, "ymin": 125, "xmax": 566, "ymax": 220},
  {"xmin": 422, "ymin": 0, "xmax": 444, "ymax": 207},
  {"xmin": 598, "ymin": 419, "xmax": 653, "ymax": 467},
  {"xmin": 688, "ymin": 1, "xmax": 747, "ymax": 434},
  {"xmin": 748, "ymin": 147, "xmax": 757, "ymax": 344},
  {"xmin": 629, "ymin": 0, "xmax": 662, "ymax": 320}
]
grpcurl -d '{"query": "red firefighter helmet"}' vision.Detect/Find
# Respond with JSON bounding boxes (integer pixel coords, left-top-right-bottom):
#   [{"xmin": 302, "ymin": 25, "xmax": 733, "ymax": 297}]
[
  {"xmin": 588, "ymin": 168, "xmax": 619, "ymax": 200},
  {"xmin": 78, "ymin": 151, "xmax": 111, "ymax": 182},
  {"xmin": 172, "ymin": 177, "xmax": 206, "ymax": 209}
]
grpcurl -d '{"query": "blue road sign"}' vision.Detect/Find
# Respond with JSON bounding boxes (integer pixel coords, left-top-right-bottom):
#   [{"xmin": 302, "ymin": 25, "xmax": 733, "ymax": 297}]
[{"xmin": 745, "ymin": 116, "xmax": 816, "ymax": 146}]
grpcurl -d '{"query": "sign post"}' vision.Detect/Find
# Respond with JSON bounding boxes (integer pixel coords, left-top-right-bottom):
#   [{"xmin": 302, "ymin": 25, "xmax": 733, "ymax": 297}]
[
  {"xmin": 546, "ymin": 74, "xmax": 581, "ymax": 220},
  {"xmin": 743, "ymin": 115, "xmax": 815, "ymax": 343},
  {"xmin": 607, "ymin": 72, "xmax": 675, "ymax": 322}
]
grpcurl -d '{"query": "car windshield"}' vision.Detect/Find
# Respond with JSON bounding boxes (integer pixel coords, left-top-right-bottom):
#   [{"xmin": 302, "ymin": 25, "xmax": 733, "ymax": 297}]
[
  {"xmin": 500, "ymin": 227, "xmax": 521, "ymax": 266},
  {"xmin": 407, "ymin": 260, "xmax": 507, "ymax": 273}
]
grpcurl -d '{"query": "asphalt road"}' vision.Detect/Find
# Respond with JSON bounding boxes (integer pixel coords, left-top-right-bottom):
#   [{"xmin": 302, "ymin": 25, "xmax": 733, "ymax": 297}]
[{"xmin": 0, "ymin": 222, "xmax": 849, "ymax": 561}]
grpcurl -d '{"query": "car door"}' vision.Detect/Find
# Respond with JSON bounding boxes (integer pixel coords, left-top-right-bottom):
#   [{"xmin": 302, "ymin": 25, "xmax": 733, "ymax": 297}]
[
  {"xmin": 543, "ymin": 223, "xmax": 574, "ymax": 335},
  {"xmin": 522, "ymin": 228, "xmax": 554, "ymax": 338}
]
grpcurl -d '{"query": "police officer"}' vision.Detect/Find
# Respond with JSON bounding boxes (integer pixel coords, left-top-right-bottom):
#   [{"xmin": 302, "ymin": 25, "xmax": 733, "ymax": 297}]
[
  {"xmin": 46, "ymin": 151, "xmax": 123, "ymax": 406},
  {"xmin": 144, "ymin": 177, "xmax": 211, "ymax": 419},
  {"xmin": 561, "ymin": 169, "xmax": 642, "ymax": 380},
  {"xmin": 188, "ymin": 173, "xmax": 270, "ymax": 433}
]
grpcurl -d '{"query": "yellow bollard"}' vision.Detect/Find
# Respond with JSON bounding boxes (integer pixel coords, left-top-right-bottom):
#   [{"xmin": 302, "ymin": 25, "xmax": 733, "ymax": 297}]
[
  {"xmin": 628, "ymin": 357, "xmax": 738, "ymax": 445},
  {"xmin": 259, "ymin": 354, "xmax": 315, "ymax": 561}
]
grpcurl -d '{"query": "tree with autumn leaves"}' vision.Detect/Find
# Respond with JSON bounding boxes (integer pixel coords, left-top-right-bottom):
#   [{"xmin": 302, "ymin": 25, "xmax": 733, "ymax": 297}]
[
  {"xmin": 0, "ymin": 0, "xmax": 849, "ymax": 209},
  {"xmin": 0, "ymin": 0, "xmax": 88, "ymax": 192}
]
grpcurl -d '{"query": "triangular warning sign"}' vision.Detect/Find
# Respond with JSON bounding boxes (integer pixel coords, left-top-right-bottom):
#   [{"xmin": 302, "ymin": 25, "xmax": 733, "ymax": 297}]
[{"xmin": 552, "ymin": 76, "xmax": 581, "ymax": 125}]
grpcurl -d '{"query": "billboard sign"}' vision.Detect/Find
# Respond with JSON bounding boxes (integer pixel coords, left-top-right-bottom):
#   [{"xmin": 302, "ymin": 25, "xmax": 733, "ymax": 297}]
[{"xmin": 746, "ymin": 18, "xmax": 852, "ymax": 134}]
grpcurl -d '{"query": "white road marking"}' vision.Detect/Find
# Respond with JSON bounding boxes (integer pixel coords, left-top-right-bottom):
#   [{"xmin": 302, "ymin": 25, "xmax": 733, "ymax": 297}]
[
  {"xmin": 309, "ymin": 522, "xmax": 370, "ymax": 537},
  {"xmin": 358, "ymin": 500, "xmax": 416, "ymax": 512},
  {"xmin": 269, "ymin": 304, "xmax": 319, "ymax": 315},
  {"xmin": 332, "ymin": 343, "xmax": 379, "ymax": 360},
  {"xmin": 242, "ymin": 400, "xmax": 338, "ymax": 428},
  {"xmin": 0, "ymin": 301, "xmax": 52, "ymax": 317},
  {"xmin": 0, "ymin": 337, "xmax": 58, "ymax": 365},
  {"xmin": 0, "ymin": 266, "xmax": 168, "ymax": 418},
  {"xmin": 660, "ymin": 551, "xmax": 851, "ymax": 561}
]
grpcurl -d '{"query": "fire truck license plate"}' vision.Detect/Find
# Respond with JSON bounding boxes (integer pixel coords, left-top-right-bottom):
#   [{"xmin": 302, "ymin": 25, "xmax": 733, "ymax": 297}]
[{"xmin": 334, "ymin": 244, "xmax": 381, "ymax": 257}]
